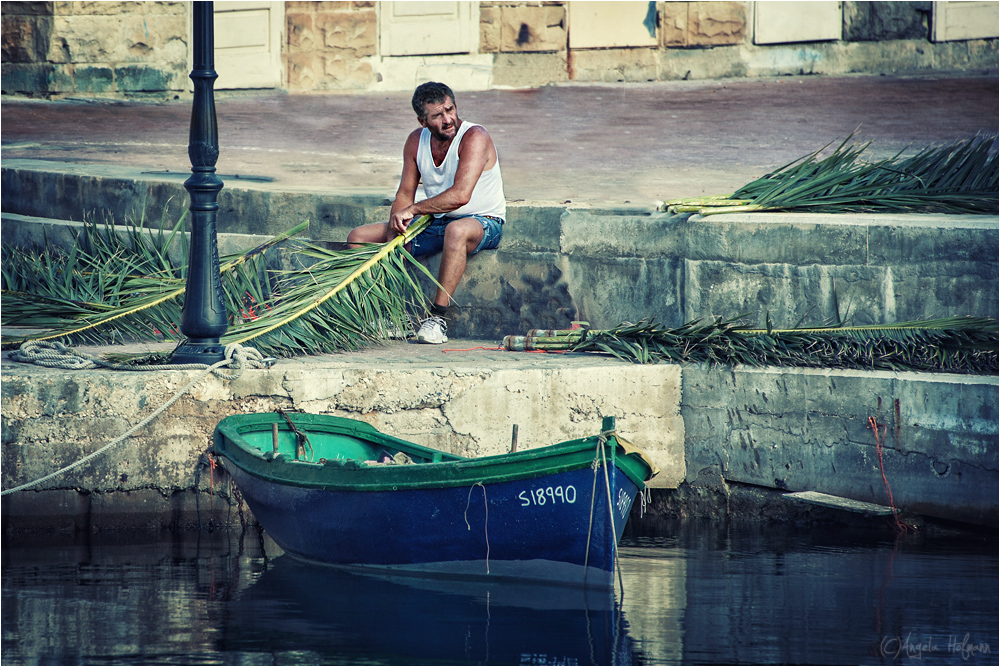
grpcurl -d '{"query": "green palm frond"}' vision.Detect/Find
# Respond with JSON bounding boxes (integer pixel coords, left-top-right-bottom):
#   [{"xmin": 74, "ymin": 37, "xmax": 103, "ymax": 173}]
[
  {"xmin": 2, "ymin": 220, "xmax": 309, "ymax": 347},
  {"xmin": 665, "ymin": 134, "xmax": 999, "ymax": 215},
  {"xmin": 1, "ymin": 215, "xmax": 190, "ymax": 344},
  {"xmin": 220, "ymin": 215, "xmax": 435, "ymax": 357},
  {"xmin": 504, "ymin": 316, "xmax": 999, "ymax": 375},
  {"xmin": 2, "ymin": 213, "xmax": 437, "ymax": 361}
]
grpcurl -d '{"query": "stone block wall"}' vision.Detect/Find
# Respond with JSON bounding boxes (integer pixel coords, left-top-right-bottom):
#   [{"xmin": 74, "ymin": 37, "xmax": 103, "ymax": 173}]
[
  {"xmin": 682, "ymin": 366, "xmax": 999, "ymax": 526},
  {"xmin": 1, "ymin": 352, "xmax": 686, "ymax": 530},
  {"xmin": 1, "ymin": 1, "xmax": 188, "ymax": 98},
  {"xmin": 1, "ymin": 1, "xmax": 996, "ymax": 97},
  {"xmin": 661, "ymin": 1, "xmax": 747, "ymax": 48},
  {"xmin": 480, "ymin": 2, "xmax": 568, "ymax": 53},
  {"xmin": 285, "ymin": 0, "xmax": 376, "ymax": 91},
  {"xmin": 842, "ymin": 1, "xmax": 931, "ymax": 42},
  {"xmin": 483, "ymin": 1, "xmax": 749, "ymax": 86}
]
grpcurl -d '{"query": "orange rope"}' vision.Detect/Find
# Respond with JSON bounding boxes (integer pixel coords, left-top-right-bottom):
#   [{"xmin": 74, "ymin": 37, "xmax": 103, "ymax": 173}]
[{"xmin": 208, "ymin": 456, "xmax": 216, "ymax": 499}]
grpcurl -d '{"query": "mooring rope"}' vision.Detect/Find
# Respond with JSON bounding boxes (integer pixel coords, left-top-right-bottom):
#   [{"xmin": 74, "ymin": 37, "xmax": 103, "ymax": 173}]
[
  {"xmin": 599, "ymin": 432, "xmax": 625, "ymax": 595},
  {"xmin": 2, "ymin": 342, "xmax": 272, "ymax": 496},
  {"xmin": 868, "ymin": 416, "xmax": 911, "ymax": 533},
  {"xmin": 638, "ymin": 485, "xmax": 651, "ymax": 518},
  {"xmin": 582, "ymin": 436, "xmax": 604, "ymax": 584},
  {"xmin": 581, "ymin": 431, "xmax": 627, "ymax": 592},
  {"xmin": 8, "ymin": 340, "xmax": 270, "ymax": 375},
  {"xmin": 464, "ymin": 482, "xmax": 490, "ymax": 573}
]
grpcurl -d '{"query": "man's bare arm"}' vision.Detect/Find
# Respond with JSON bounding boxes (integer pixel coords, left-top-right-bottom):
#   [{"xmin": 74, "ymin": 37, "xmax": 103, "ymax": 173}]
[{"xmin": 387, "ymin": 130, "xmax": 423, "ymax": 236}]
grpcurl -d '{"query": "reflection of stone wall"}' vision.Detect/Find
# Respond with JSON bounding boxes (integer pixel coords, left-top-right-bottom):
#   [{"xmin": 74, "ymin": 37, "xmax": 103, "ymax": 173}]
[
  {"xmin": 285, "ymin": 0, "xmax": 376, "ymax": 91},
  {"xmin": 1, "ymin": 1, "xmax": 188, "ymax": 97}
]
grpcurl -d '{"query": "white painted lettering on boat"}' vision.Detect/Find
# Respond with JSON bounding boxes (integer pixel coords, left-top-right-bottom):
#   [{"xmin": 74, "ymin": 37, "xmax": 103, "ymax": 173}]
[
  {"xmin": 617, "ymin": 488, "xmax": 630, "ymax": 518},
  {"xmin": 518, "ymin": 485, "xmax": 577, "ymax": 507}
]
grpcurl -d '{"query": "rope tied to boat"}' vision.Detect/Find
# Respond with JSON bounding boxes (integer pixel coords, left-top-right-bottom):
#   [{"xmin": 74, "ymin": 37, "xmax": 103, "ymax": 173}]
[
  {"xmin": 582, "ymin": 435, "xmax": 605, "ymax": 583},
  {"xmin": 2, "ymin": 342, "xmax": 273, "ymax": 496},
  {"xmin": 638, "ymin": 485, "xmax": 652, "ymax": 518},
  {"xmin": 582, "ymin": 431, "xmax": 625, "ymax": 592},
  {"xmin": 464, "ymin": 482, "xmax": 490, "ymax": 574}
]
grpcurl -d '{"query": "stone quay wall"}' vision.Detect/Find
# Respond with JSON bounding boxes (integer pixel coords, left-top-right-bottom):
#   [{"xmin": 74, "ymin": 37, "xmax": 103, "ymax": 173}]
[
  {"xmin": 2, "ymin": 344, "xmax": 995, "ymax": 531},
  {"xmin": 683, "ymin": 366, "xmax": 998, "ymax": 527},
  {"xmin": 1, "ymin": 350, "xmax": 686, "ymax": 531}
]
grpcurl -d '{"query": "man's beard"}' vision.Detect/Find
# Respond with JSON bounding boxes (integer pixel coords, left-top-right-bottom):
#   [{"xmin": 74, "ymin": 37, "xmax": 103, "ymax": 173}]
[{"xmin": 430, "ymin": 123, "xmax": 457, "ymax": 142}]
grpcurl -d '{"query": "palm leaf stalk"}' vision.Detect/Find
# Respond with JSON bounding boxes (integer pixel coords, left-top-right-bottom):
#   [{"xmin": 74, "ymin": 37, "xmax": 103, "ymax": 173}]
[
  {"xmin": 503, "ymin": 317, "xmax": 999, "ymax": 375},
  {"xmin": 663, "ymin": 134, "xmax": 998, "ymax": 216}
]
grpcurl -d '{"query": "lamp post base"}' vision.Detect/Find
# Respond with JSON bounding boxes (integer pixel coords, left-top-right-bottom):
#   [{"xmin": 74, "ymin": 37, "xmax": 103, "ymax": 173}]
[{"xmin": 169, "ymin": 339, "xmax": 227, "ymax": 365}]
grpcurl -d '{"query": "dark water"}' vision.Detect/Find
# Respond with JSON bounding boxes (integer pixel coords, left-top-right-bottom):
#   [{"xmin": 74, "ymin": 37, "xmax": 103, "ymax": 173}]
[{"xmin": 2, "ymin": 520, "xmax": 996, "ymax": 665}]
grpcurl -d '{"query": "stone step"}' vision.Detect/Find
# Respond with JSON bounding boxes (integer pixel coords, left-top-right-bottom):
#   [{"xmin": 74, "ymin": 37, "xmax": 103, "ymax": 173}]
[
  {"xmin": 3, "ymin": 162, "xmax": 997, "ymax": 341},
  {"xmin": 783, "ymin": 491, "xmax": 896, "ymax": 516}
]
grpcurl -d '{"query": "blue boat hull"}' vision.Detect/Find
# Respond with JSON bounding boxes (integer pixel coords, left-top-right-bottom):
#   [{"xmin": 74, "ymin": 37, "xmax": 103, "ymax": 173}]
[
  {"xmin": 225, "ymin": 461, "xmax": 639, "ymax": 588},
  {"xmin": 214, "ymin": 412, "xmax": 657, "ymax": 588}
]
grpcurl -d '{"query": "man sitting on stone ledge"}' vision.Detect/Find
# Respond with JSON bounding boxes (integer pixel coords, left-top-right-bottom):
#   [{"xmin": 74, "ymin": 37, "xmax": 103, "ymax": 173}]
[{"xmin": 348, "ymin": 81, "xmax": 506, "ymax": 344}]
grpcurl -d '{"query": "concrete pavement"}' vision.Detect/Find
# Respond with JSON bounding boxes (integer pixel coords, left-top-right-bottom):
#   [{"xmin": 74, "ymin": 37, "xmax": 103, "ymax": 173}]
[{"xmin": 2, "ymin": 73, "xmax": 997, "ymax": 208}]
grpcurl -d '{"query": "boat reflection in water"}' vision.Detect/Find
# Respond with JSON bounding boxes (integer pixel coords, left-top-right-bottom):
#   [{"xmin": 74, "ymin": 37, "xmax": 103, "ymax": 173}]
[{"xmin": 221, "ymin": 554, "xmax": 636, "ymax": 665}]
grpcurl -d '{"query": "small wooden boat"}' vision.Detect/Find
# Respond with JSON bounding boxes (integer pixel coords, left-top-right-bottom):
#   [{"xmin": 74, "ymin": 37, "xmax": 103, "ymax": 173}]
[{"xmin": 213, "ymin": 412, "xmax": 658, "ymax": 588}]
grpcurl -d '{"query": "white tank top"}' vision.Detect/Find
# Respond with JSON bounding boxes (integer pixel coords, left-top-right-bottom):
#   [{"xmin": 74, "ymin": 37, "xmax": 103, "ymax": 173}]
[{"xmin": 416, "ymin": 122, "xmax": 506, "ymax": 221}]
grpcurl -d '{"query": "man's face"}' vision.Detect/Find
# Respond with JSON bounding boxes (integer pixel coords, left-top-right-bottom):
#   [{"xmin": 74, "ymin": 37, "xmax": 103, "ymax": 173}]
[{"xmin": 420, "ymin": 97, "xmax": 459, "ymax": 141}]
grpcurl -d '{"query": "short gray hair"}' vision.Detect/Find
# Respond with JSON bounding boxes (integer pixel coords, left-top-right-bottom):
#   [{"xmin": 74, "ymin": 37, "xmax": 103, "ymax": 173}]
[{"xmin": 411, "ymin": 82, "xmax": 455, "ymax": 121}]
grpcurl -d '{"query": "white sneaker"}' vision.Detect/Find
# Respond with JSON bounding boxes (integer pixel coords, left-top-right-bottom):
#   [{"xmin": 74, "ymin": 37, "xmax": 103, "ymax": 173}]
[{"xmin": 416, "ymin": 315, "xmax": 448, "ymax": 344}]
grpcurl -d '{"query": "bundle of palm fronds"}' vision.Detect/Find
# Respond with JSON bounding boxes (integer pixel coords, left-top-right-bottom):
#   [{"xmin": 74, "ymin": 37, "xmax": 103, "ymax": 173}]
[
  {"xmin": 2, "ymin": 215, "xmax": 436, "ymax": 360},
  {"xmin": 663, "ymin": 134, "xmax": 998, "ymax": 216},
  {"xmin": 218, "ymin": 221, "xmax": 433, "ymax": 357},
  {"xmin": 503, "ymin": 317, "xmax": 999, "ymax": 375},
  {"xmin": 2, "ymin": 213, "xmax": 194, "ymax": 343}
]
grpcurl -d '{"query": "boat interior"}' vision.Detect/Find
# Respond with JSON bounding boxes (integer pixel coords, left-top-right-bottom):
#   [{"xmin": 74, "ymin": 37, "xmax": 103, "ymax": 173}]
[{"xmin": 235, "ymin": 415, "xmax": 460, "ymax": 467}]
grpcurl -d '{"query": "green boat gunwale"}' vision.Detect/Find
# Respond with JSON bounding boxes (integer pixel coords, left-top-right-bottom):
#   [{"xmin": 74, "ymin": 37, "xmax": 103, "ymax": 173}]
[{"xmin": 213, "ymin": 413, "xmax": 655, "ymax": 492}]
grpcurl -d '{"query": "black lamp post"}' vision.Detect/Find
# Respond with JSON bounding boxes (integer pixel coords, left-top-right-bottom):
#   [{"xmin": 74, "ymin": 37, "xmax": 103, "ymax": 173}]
[{"xmin": 170, "ymin": 1, "xmax": 228, "ymax": 364}]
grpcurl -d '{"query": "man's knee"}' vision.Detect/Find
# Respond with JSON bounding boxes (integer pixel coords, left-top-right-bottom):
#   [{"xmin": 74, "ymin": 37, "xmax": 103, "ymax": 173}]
[
  {"xmin": 348, "ymin": 223, "xmax": 386, "ymax": 245},
  {"xmin": 444, "ymin": 218, "xmax": 484, "ymax": 252}
]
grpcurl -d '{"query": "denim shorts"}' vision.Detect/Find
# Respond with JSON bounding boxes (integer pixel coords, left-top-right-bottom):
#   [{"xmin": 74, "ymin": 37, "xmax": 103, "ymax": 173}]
[{"xmin": 410, "ymin": 214, "xmax": 504, "ymax": 258}]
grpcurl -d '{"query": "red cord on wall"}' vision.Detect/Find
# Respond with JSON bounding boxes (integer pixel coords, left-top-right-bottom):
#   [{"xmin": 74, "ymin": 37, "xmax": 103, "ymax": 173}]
[{"xmin": 868, "ymin": 416, "xmax": 909, "ymax": 532}]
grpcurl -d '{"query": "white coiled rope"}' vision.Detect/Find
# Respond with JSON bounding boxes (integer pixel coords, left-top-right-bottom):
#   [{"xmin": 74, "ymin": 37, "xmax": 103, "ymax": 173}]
[{"xmin": 2, "ymin": 341, "xmax": 273, "ymax": 496}]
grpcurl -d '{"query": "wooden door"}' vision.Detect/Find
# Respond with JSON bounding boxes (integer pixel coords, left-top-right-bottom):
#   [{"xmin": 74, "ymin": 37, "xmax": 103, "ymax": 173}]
[
  {"xmin": 567, "ymin": 1, "xmax": 658, "ymax": 49},
  {"xmin": 379, "ymin": 1, "xmax": 478, "ymax": 56},
  {"xmin": 212, "ymin": 1, "xmax": 284, "ymax": 89},
  {"xmin": 932, "ymin": 1, "xmax": 1000, "ymax": 41},
  {"xmin": 753, "ymin": 1, "xmax": 842, "ymax": 45}
]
